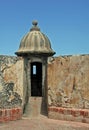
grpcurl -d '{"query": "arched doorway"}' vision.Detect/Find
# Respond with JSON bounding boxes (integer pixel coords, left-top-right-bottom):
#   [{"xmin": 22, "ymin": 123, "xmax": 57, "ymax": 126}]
[{"xmin": 31, "ymin": 62, "xmax": 42, "ymax": 97}]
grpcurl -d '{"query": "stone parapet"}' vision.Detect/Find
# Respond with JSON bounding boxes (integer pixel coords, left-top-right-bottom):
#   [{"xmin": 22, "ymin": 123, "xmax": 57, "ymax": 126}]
[
  {"xmin": 48, "ymin": 107, "xmax": 89, "ymax": 123},
  {"xmin": 48, "ymin": 55, "xmax": 89, "ymax": 109},
  {"xmin": 0, "ymin": 107, "xmax": 22, "ymax": 122}
]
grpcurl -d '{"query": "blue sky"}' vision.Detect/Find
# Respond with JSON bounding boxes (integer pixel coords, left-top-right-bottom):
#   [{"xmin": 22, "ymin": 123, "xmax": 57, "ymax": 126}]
[{"xmin": 0, "ymin": 0, "xmax": 89, "ymax": 56}]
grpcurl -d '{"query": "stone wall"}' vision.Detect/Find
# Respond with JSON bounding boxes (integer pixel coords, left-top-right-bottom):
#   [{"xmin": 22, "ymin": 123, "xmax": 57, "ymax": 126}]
[
  {"xmin": 48, "ymin": 55, "xmax": 89, "ymax": 109},
  {"xmin": 0, "ymin": 55, "xmax": 23, "ymax": 109},
  {"xmin": 0, "ymin": 107, "xmax": 22, "ymax": 122},
  {"xmin": 48, "ymin": 107, "xmax": 89, "ymax": 123},
  {"xmin": 47, "ymin": 54, "xmax": 89, "ymax": 122},
  {"xmin": 1, "ymin": 54, "xmax": 89, "ymax": 109},
  {"xmin": 1, "ymin": 54, "xmax": 89, "ymax": 122}
]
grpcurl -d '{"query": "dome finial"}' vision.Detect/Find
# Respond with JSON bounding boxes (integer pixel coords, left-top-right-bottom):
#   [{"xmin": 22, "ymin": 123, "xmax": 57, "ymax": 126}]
[
  {"xmin": 30, "ymin": 20, "xmax": 40, "ymax": 31},
  {"xmin": 32, "ymin": 20, "xmax": 38, "ymax": 26}
]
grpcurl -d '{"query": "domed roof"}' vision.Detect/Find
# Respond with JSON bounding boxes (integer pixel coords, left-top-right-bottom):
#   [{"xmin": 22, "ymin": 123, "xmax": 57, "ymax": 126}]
[{"xmin": 15, "ymin": 21, "xmax": 55, "ymax": 56}]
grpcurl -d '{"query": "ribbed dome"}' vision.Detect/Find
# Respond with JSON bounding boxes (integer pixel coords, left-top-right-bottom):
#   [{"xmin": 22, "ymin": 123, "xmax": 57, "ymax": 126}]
[{"xmin": 15, "ymin": 21, "xmax": 55, "ymax": 56}]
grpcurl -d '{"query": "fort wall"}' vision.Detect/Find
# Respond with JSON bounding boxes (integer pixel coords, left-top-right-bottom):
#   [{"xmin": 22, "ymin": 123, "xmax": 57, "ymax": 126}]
[
  {"xmin": 0, "ymin": 54, "xmax": 89, "ymax": 122},
  {"xmin": 48, "ymin": 54, "xmax": 89, "ymax": 122}
]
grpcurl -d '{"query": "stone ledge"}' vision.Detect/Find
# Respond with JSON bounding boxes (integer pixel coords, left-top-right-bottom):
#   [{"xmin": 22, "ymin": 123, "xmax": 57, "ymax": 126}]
[
  {"xmin": 0, "ymin": 107, "xmax": 22, "ymax": 122},
  {"xmin": 48, "ymin": 107, "xmax": 89, "ymax": 123}
]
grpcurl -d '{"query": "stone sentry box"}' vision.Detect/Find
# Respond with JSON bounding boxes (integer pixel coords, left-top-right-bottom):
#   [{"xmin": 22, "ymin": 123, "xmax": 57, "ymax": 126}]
[
  {"xmin": 15, "ymin": 21, "xmax": 55, "ymax": 117},
  {"xmin": 22, "ymin": 56, "xmax": 48, "ymax": 117}
]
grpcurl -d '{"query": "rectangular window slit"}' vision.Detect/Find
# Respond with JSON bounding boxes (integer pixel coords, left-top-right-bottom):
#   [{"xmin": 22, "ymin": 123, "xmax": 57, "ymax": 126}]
[{"xmin": 33, "ymin": 65, "xmax": 36, "ymax": 75}]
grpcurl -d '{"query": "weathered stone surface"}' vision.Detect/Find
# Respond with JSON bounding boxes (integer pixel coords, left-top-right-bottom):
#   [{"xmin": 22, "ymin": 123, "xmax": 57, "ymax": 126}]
[
  {"xmin": 1, "ymin": 54, "xmax": 89, "ymax": 111},
  {"xmin": 0, "ymin": 55, "xmax": 23, "ymax": 108},
  {"xmin": 48, "ymin": 106, "xmax": 89, "ymax": 123},
  {"xmin": 0, "ymin": 107, "xmax": 22, "ymax": 122},
  {"xmin": 48, "ymin": 55, "xmax": 89, "ymax": 109}
]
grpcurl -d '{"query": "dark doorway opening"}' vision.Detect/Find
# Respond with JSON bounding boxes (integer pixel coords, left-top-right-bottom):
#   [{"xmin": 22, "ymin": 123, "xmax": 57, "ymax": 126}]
[{"xmin": 31, "ymin": 62, "xmax": 42, "ymax": 96}]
